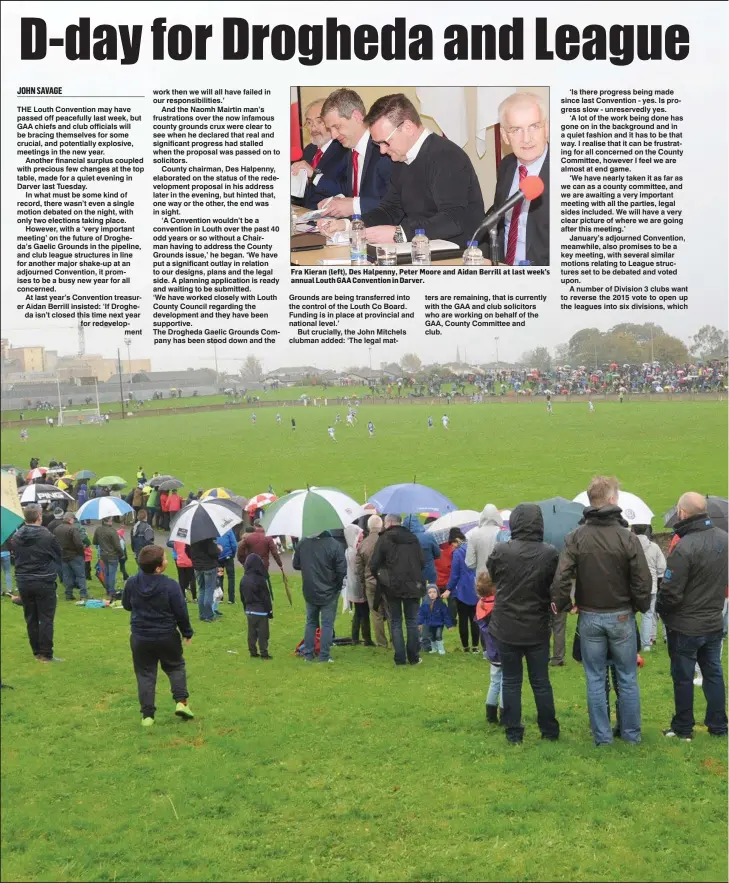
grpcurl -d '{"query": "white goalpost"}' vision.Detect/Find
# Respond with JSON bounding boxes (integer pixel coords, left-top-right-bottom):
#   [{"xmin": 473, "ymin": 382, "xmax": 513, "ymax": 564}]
[{"xmin": 56, "ymin": 377, "xmax": 103, "ymax": 426}]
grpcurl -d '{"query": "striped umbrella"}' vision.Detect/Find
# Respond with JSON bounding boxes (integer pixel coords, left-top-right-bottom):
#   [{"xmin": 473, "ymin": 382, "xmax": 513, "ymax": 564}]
[
  {"xmin": 203, "ymin": 487, "xmax": 236, "ymax": 499},
  {"xmin": 26, "ymin": 467, "xmax": 48, "ymax": 481},
  {"xmin": 20, "ymin": 484, "xmax": 74, "ymax": 505},
  {"xmin": 247, "ymin": 493, "xmax": 277, "ymax": 513},
  {"xmin": 262, "ymin": 487, "xmax": 366, "ymax": 538},
  {"xmin": 169, "ymin": 499, "xmax": 243, "ymax": 544},
  {"xmin": 77, "ymin": 497, "xmax": 134, "ymax": 520},
  {"xmin": 1, "ymin": 471, "xmax": 24, "ymax": 543}
]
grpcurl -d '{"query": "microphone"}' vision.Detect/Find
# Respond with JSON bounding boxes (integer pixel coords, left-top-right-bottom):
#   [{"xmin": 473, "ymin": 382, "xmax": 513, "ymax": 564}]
[{"xmin": 471, "ymin": 175, "xmax": 545, "ymax": 246}]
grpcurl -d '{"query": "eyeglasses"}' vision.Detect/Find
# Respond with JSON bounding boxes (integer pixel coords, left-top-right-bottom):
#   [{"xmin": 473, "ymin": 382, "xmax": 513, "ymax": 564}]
[
  {"xmin": 371, "ymin": 123, "xmax": 402, "ymax": 147},
  {"xmin": 504, "ymin": 121, "xmax": 545, "ymax": 138}
]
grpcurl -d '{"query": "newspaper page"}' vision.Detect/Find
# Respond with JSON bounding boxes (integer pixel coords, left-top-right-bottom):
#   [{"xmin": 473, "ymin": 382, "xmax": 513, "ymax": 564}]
[{"xmin": 1, "ymin": 1, "xmax": 727, "ymax": 881}]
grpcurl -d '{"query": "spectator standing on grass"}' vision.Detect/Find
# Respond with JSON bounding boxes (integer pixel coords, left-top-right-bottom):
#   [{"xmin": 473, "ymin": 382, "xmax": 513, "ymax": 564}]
[
  {"xmin": 355, "ymin": 514, "xmax": 390, "ymax": 649},
  {"xmin": 550, "ymin": 476, "xmax": 652, "ymax": 746},
  {"xmin": 159, "ymin": 491, "xmax": 171, "ymax": 532},
  {"xmin": 293, "ymin": 530, "xmax": 347, "ymax": 663},
  {"xmin": 403, "ymin": 515, "xmax": 440, "ymax": 652},
  {"xmin": 131, "ymin": 510, "xmax": 155, "ymax": 562},
  {"xmin": 465, "ymin": 504, "xmax": 503, "ymax": 576},
  {"xmin": 190, "ymin": 536, "xmax": 222, "ymax": 622},
  {"xmin": 93, "ymin": 516, "xmax": 123, "ymax": 600},
  {"xmin": 370, "ymin": 514, "xmax": 426, "ymax": 666},
  {"xmin": 487, "ymin": 503, "xmax": 561, "ymax": 744},
  {"xmin": 344, "ymin": 524, "xmax": 373, "ymax": 645},
  {"xmin": 122, "ymin": 545, "xmax": 194, "ymax": 727},
  {"xmin": 13, "ymin": 503, "xmax": 63, "ymax": 663},
  {"xmin": 54, "ymin": 512, "xmax": 88, "ymax": 602},
  {"xmin": 171, "ymin": 541, "xmax": 196, "ymax": 602},
  {"xmin": 631, "ymin": 525, "xmax": 667, "ymax": 653},
  {"xmin": 216, "ymin": 528, "xmax": 238, "ymax": 605},
  {"xmin": 240, "ymin": 553, "xmax": 273, "ymax": 659},
  {"xmin": 657, "ymin": 492, "xmax": 728, "ymax": 741},
  {"xmin": 146, "ymin": 485, "xmax": 160, "ymax": 528},
  {"xmin": 435, "ymin": 527, "xmax": 466, "ymax": 632},
  {"xmin": 236, "ymin": 521, "xmax": 284, "ymax": 598},
  {"xmin": 447, "ymin": 539, "xmax": 480, "ymax": 653}
]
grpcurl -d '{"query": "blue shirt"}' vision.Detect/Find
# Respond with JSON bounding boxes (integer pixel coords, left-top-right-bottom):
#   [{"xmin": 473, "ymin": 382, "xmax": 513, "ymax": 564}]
[{"xmin": 504, "ymin": 145, "xmax": 548, "ymax": 265}]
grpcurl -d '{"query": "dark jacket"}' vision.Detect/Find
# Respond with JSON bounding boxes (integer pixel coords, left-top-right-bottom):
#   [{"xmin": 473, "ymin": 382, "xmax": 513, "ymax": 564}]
[
  {"xmin": 240, "ymin": 553, "xmax": 273, "ymax": 614},
  {"xmin": 369, "ymin": 524, "xmax": 426, "ymax": 600},
  {"xmin": 298, "ymin": 139, "xmax": 349, "ymax": 209},
  {"xmin": 54, "ymin": 521, "xmax": 85, "ymax": 561},
  {"xmin": 92, "ymin": 523, "xmax": 123, "ymax": 562},
  {"xmin": 491, "ymin": 147, "xmax": 550, "ymax": 266},
  {"xmin": 403, "ymin": 515, "xmax": 441, "ymax": 584},
  {"xmin": 487, "ymin": 504, "xmax": 560, "ymax": 645},
  {"xmin": 656, "ymin": 514, "xmax": 728, "ymax": 636},
  {"xmin": 417, "ymin": 596, "xmax": 453, "ymax": 628},
  {"xmin": 236, "ymin": 528, "xmax": 283, "ymax": 571},
  {"xmin": 550, "ymin": 505, "xmax": 652, "ymax": 615},
  {"xmin": 13, "ymin": 524, "xmax": 62, "ymax": 588},
  {"xmin": 292, "ymin": 532, "xmax": 347, "ymax": 606},
  {"xmin": 189, "ymin": 538, "xmax": 220, "ymax": 571},
  {"xmin": 130, "ymin": 519, "xmax": 155, "ymax": 556},
  {"xmin": 122, "ymin": 572, "xmax": 193, "ymax": 641},
  {"xmin": 340, "ymin": 137, "xmax": 392, "ymax": 213}
]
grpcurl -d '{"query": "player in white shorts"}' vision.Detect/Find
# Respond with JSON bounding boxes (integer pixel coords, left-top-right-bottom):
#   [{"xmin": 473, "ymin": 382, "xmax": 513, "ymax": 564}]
[
  {"xmin": 441, "ymin": 415, "xmax": 449, "ymax": 430},
  {"xmin": 328, "ymin": 426, "xmax": 337, "ymax": 442}
]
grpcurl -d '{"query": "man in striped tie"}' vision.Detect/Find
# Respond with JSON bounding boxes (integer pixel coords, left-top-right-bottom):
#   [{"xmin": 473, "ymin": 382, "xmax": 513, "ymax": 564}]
[
  {"xmin": 490, "ymin": 92, "xmax": 550, "ymax": 266},
  {"xmin": 291, "ymin": 98, "xmax": 348, "ymax": 209}
]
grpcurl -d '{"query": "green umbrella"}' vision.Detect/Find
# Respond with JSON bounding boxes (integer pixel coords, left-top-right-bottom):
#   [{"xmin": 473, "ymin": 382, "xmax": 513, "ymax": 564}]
[
  {"xmin": 73, "ymin": 470, "xmax": 96, "ymax": 480},
  {"xmin": 262, "ymin": 487, "xmax": 365, "ymax": 539},
  {"xmin": 95, "ymin": 475, "xmax": 127, "ymax": 488},
  {"xmin": 1, "ymin": 471, "xmax": 24, "ymax": 544}
]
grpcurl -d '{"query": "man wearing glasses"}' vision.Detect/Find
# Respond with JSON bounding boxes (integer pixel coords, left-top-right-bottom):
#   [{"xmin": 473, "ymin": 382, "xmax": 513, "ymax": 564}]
[
  {"xmin": 489, "ymin": 92, "xmax": 550, "ymax": 266},
  {"xmin": 291, "ymin": 98, "xmax": 348, "ymax": 209},
  {"xmin": 319, "ymin": 93, "xmax": 484, "ymax": 249}
]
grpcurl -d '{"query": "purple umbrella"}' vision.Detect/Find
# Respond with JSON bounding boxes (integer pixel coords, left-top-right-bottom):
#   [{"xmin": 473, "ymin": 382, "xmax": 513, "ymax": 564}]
[{"xmin": 367, "ymin": 483, "xmax": 457, "ymax": 516}]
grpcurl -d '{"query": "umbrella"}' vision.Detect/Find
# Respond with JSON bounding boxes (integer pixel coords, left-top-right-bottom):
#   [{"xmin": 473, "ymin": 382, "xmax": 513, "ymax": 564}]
[
  {"xmin": 26, "ymin": 467, "xmax": 48, "ymax": 481},
  {"xmin": 158, "ymin": 478, "xmax": 184, "ymax": 491},
  {"xmin": 149, "ymin": 474, "xmax": 176, "ymax": 487},
  {"xmin": 366, "ymin": 483, "xmax": 457, "ymax": 516},
  {"xmin": 76, "ymin": 497, "xmax": 134, "ymax": 520},
  {"xmin": 203, "ymin": 487, "xmax": 236, "ymax": 499},
  {"xmin": 230, "ymin": 495, "xmax": 249, "ymax": 510},
  {"xmin": 262, "ymin": 487, "xmax": 365, "ymax": 539},
  {"xmin": 1, "ymin": 465, "xmax": 24, "ymax": 477},
  {"xmin": 169, "ymin": 498, "xmax": 243, "ymax": 544},
  {"xmin": 95, "ymin": 476, "xmax": 127, "ymax": 488},
  {"xmin": 19, "ymin": 483, "xmax": 74, "ymax": 505},
  {"xmin": 572, "ymin": 490, "xmax": 654, "ymax": 525},
  {"xmin": 663, "ymin": 496, "xmax": 728, "ymax": 534},
  {"xmin": 73, "ymin": 470, "xmax": 96, "ymax": 481},
  {"xmin": 281, "ymin": 571, "xmax": 293, "ymax": 607},
  {"xmin": 425, "ymin": 509, "xmax": 481, "ymax": 544},
  {"xmin": 537, "ymin": 497, "xmax": 585, "ymax": 550},
  {"xmin": 1, "ymin": 471, "xmax": 24, "ymax": 543},
  {"xmin": 247, "ymin": 493, "xmax": 277, "ymax": 513}
]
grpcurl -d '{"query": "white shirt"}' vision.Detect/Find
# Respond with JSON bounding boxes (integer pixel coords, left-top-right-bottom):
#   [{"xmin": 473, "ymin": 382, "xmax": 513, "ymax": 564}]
[
  {"xmin": 504, "ymin": 144, "xmax": 548, "ymax": 265},
  {"xmin": 311, "ymin": 139, "xmax": 334, "ymax": 185},
  {"xmin": 405, "ymin": 128, "xmax": 433, "ymax": 165},
  {"xmin": 351, "ymin": 130, "xmax": 370, "ymax": 216}
]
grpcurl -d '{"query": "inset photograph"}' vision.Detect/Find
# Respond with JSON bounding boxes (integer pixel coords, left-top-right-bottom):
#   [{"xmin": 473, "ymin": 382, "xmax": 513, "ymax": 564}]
[{"xmin": 290, "ymin": 86, "xmax": 549, "ymax": 266}]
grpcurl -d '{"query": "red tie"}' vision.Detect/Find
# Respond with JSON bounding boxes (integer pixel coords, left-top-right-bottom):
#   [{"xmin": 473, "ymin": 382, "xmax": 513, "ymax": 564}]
[
  {"xmin": 505, "ymin": 165, "xmax": 528, "ymax": 265},
  {"xmin": 311, "ymin": 148, "xmax": 323, "ymax": 169},
  {"xmin": 352, "ymin": 150, "xmax": 359, "ymax": 197}
]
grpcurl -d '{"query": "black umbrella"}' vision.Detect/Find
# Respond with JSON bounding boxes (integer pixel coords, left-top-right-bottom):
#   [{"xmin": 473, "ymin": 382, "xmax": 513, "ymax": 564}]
[
  {"xmin": 663, "ymin": 496, "xmax": 728, "ymax": 534},
  {"xmin": 150, "ymin": 474, "xmax": 177, "ymax": 487},
  {"xmin": 169, "ymin": 499, "xmax": 243, "ymax": 544},
  {"xmin": 19, "ymin": 483, "xmax": 74, "ymax": 505},
  {"xmin": 157, "ymin": 478, "xmax": 184, "ymax": 491}
]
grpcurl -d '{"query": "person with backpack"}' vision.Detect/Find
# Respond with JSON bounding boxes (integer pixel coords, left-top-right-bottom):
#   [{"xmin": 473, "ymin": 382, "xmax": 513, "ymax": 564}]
[{"xmin": 131, "ymin": 510, "xmax": 155, "ymax": 561}]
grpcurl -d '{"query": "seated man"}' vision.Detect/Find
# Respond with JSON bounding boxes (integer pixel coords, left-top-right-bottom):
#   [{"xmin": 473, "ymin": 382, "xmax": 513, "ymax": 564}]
[
  {"xmin": 319, "ymin": 93, "xmax": 484, "ymax": 248},
  {"xmin": 291, "ymin": 98, "xmax": 348, "ymax": 209},
  {"xmin": 489, "ymin": 92, "xmax": 549, "ymax": 266}
]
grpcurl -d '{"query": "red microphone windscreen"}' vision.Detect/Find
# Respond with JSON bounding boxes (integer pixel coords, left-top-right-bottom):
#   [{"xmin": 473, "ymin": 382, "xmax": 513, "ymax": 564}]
[{"xmin": 520, "ymin": 176, "xmax": 544, "ymax": 201}]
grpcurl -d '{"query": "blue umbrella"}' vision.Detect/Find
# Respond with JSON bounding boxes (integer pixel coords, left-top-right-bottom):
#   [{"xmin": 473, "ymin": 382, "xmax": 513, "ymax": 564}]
[
  {"xmin": 537, "ymin": 497, "xmax": 585, "ymax": 550},
  {"xmin": 76, "ymin": 497, "xmax": 133, "ymax": 520},
  {"xmin": 367, "ymin": 483, "xmax": 457, "ymax": 516}
]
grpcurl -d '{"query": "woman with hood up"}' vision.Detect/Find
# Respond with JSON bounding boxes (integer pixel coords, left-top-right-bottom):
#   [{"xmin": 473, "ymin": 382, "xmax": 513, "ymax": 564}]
[
  {"xmin": 465, "ymin": 505, "xmax": 503, "ymax": 575},
  {"xmin": 344, "ymin": 524, "xmax": 373, "ymax": 645}
]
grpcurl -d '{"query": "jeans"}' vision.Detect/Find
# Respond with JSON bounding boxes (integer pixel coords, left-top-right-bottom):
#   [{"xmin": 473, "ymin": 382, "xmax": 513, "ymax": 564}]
[
  {"xmin": 496, "ymin": 639, "xmax": 559, "ymax": 742},
  {"xmin": 104, "ymin": 559, "xmax": 119, "ymax": 596},
  {"xmin": 19, "ymin": 582, "xmax": 57, "ymax": 659},
  {"xmin": 130, "ymin": 633, "xmax": 188, "ymax": 718},
  {"xmin": 579, "ymin": 610, "xmax": 641, "ymax": 745},
  {"xmin": 1, "ymin": 554, "xmax": 12, "ymax": 592},
  {"xmin": 550, "ymin": 609, "xmax": 567, "ymax": 662},
  {"xmin": 61, "ymin": 555, "xmax": 87, "ymax": 599},
  {"xmin": 389, "ymin": 597, "xmax": 421, "ymax": 665},
  {"xmin": 303, "ymin": 596, "xmax": 338, "ymax": 661},
  {"xmin": 427, "ymin": 625, "xmax": 443, "ymax": 643},
  {"xmin": 221, "ymin": 557, "xmax": 236, "ymax": 603},
  {"xmin": 666, "ymin": 629, "xmax": 727, "ymax": 737},
  {"xmin": 639, "ymin": 595, "xmax": 658, "ymax": 648},
  {"xmin": 195, "ymin": 568, "xmax": 217, "ymax": 621},
  {"xmin": 486, "ymin": 664, "xmax": 504, "ymax": 708}
]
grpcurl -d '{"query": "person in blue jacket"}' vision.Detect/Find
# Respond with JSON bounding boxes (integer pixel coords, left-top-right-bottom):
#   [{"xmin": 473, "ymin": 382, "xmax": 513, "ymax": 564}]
[
  {"xmin": 448, "ymin": 540, "xmax": 479, "ymax": 653},
  {"xmin": 418, "ymin": 585, "xmax": 453, "ymax": 655},
  {"xmin": 216, "ymin": 528, "xmax": 238, "ymax": 605},
  {"xmin": 403, "ymin": 515, "xmax": 441, "ymax": 583}
]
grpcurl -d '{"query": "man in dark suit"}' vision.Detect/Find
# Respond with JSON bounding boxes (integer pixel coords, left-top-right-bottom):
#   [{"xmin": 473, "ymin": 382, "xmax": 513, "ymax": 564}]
[
  {"xmin": 319, "ymin": 93, "xmax": 483, "ymax": 249},
  {"xmin": 313, "ymin": 88, "xmax": 391, "ymax": 218},
  {"xmin": 291, "ymin": 98, "xmax": 348, "ymax": 209},
  {"xmin": 489, "ymin": 92, "xmax": 549, "ymax": 266}
]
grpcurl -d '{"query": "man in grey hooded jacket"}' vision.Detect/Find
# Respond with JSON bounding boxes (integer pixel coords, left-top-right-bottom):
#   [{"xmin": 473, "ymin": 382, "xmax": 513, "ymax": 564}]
[{"xmin": 465, "ymin": 504, "xmax": 503, "ymax": 575}]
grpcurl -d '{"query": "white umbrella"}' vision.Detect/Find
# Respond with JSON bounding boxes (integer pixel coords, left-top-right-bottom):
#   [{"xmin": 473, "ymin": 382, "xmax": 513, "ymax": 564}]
[
  {"xmin": 20, "ymin": 484, "xmax": 73, "ymax": 505},
  {"xmin": 76, "ymin": 497, "xmax": 133, "ymax": 520},
  {"xmin": 572, "ymin": 491, "xmax": 654, "ymax": 525},
  {"xmin": 262, "ymin": 487, "xmax": 366, "ymax": 538},
  {"xmin": 425, "ymin": 509, "xmax": 481, "ymax": 544},
  {"xmin": 169, "ymin": 499, "xmax": 243, "ymax": 544}
]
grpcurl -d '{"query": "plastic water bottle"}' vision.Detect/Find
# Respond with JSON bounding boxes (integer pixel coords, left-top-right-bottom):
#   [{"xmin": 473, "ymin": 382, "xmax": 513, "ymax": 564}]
[
  {"xmin": 411, "ymin": 229, "xmax": 431, "ymax": 266},
  {"xmin": 290, "ymin": 206, "xmax": 298, "ymax": 234},
  {"xmin": 350, "ymin": 214, "xmax": 367, "ymax": 265},
  {"xmin": 462, "ymin": 240, "xmax": 483, "ymax": 265}
]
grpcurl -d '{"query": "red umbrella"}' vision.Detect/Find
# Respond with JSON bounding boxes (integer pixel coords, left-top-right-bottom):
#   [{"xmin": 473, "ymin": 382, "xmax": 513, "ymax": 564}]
[
  {"xmin": 246, "ymin": 493, "xmax": 277, "ymax": 513},
  {"xmin": 26, "ymin": 467, "xmax": 48, "ymax": 481}
]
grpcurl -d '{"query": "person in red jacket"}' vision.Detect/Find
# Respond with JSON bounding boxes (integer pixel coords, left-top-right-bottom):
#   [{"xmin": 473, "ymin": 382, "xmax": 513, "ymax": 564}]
[
  {"xmin": 159, "ymin": 491, "xmax": 170, "ymax": 532},
  {"xmin": 167, "ymin": 490, "xmax": 182, "ymax": 527},
  {"xmin": 173, "ymin": 541, "xmax": 196, "ymax": 601},
  {"xmin": 435, "ymin": 528, "xmax": 466, "ymax": 633},
  {"xmin": 236, "ymin": 521, "xmax": 284, "ymax": 596}
]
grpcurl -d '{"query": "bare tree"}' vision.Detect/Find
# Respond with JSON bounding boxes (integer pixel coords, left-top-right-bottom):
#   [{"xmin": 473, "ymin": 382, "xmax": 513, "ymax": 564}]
[{"xmin": 240, "ymin": 355, "xmax": 263, "ymax": 381}]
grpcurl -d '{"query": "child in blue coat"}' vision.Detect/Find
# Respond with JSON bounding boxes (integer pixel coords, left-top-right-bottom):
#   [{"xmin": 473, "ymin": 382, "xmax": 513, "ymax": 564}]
[{"xmin": 418, "ymin": 585, "xmax": 453, "ymax": 655}]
